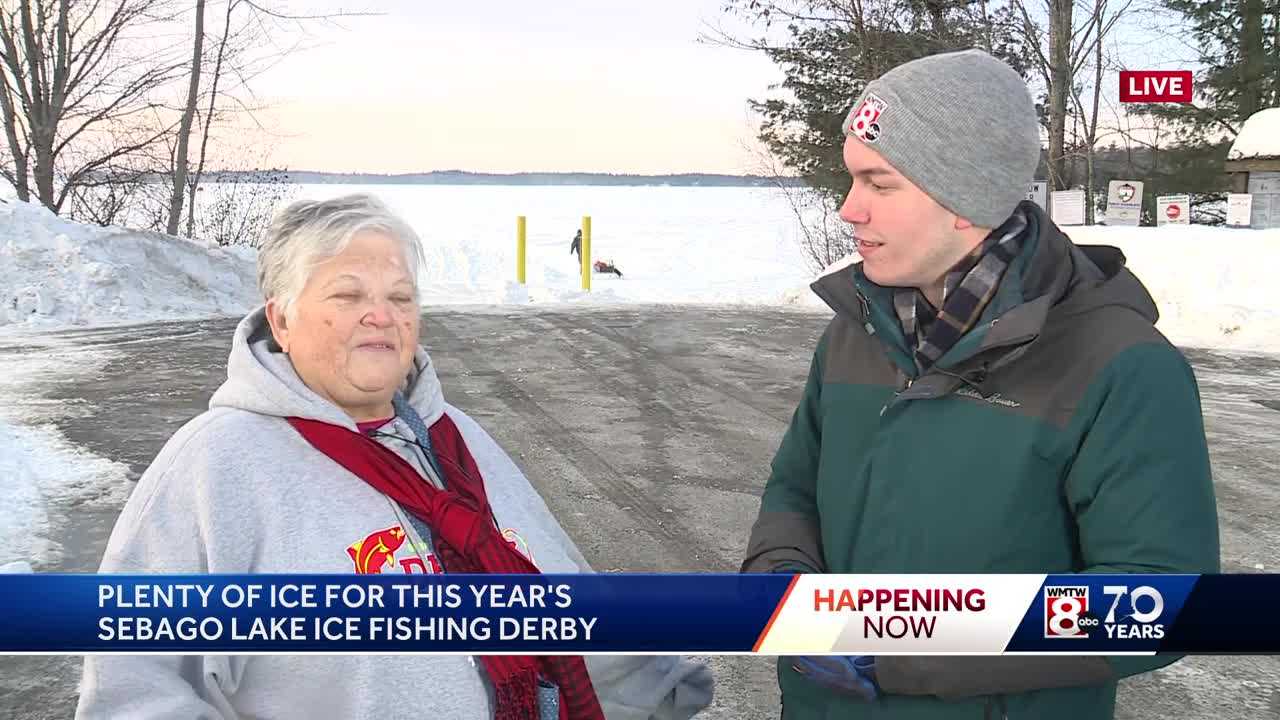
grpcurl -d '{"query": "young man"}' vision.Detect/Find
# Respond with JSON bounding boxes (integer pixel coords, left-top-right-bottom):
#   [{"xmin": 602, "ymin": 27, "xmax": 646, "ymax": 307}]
[{"xmin": 742, "ymin": 49, "xmax": 1220, "ymax": 719}]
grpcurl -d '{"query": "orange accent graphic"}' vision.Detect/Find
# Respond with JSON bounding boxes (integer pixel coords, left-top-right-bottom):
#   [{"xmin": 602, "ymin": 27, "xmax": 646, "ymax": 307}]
[
  {"xmin": 346, "ymin": 526, "xmax": 407, "ymax": 574},
  {"xmin": 502, "ymin": 528, "xmax": 533, "ymax": 563}
]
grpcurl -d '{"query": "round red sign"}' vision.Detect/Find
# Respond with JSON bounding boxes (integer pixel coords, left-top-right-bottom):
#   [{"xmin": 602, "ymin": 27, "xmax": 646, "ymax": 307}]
[{"xmin": 1166, "ymin": 204, "xmax": 1181, "ymax": 219}]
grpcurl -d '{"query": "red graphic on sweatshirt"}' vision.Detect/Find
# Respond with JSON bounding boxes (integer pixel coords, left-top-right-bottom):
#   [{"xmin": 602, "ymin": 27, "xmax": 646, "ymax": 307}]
[
  {"xmin": 348, "ymin": 526, "xmax": 521, "ymax": 574},
  {"xmin": 347, "ymin": 526, "xmax": 407, "ymax": 574},
  {"xmin": 399, "ymin": 553, "xmax": 443, "ymax": 574}
]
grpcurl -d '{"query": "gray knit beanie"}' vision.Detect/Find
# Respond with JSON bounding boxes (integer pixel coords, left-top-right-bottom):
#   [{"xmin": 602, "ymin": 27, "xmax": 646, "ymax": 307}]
[{"xmin": 843, "ymin": 49, "xmax": 1041, "ymax": 229}]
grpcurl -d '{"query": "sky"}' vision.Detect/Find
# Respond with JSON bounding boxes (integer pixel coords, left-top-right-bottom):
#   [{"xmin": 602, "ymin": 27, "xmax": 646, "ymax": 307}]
[
  {"xmin": 232, "ymin": 0, "xmax": 784, "ymax": 175},
  {"xmin": 200, "ymin": 0, "xmax": 1215, "ymax": 176}
]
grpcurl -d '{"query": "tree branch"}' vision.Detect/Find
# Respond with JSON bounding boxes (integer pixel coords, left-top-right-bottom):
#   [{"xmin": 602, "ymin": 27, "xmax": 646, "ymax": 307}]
[
  {"xmin": 56, "ymin": 123, "xmax": 174, "ymax": 210},
  {"xmin": 1013, "ymin": 1, "xmax": 1053, "ymax": 88}
]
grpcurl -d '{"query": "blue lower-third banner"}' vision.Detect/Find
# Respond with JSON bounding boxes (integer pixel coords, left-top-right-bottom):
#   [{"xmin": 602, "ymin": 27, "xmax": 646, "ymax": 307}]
[{"xmin": 0, "ymin": 573, "xmax": 1276, "ymax": 653}]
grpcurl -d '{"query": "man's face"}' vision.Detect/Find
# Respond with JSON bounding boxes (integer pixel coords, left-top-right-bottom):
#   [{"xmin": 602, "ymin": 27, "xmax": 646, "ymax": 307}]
[{"xmin": 838, "ymin": 137, "xmax": 974, "ymax": 293}]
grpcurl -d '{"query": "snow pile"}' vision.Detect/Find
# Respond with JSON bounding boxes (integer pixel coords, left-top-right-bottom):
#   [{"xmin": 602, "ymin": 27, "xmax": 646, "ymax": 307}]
[
  {"xmin": 0, "ymin": 199, "xmax": 259, "ymax": 330},
  {"xmin": 1068, "ymin": 224, "xmax": 1280, "ymax": 353},
  {"xmin": 1227, "ymin": 107, "xmax": 1280, "ymax": 160},
  {"xmin": 0, "ymin": 340, "xmax": 131, "ymax": 569}
]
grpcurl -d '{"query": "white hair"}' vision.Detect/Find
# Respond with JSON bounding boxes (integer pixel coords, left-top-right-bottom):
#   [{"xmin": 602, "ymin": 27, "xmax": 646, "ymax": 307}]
[{"xmin": 257, "ymin": 193, "xmax": 426, "ymax": 317}]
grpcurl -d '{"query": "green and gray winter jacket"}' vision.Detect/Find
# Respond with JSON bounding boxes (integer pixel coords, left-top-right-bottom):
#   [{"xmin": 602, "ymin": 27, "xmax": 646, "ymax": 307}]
[{"xmin": 743, "ymin": 201, "xmax": 1221, "ymax": 720}]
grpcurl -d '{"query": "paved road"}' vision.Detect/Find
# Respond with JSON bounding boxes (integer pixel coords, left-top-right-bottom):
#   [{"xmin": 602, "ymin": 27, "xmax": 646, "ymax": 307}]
[{"xmin": 1, "ymin": 305, "xmax": 1277, "ymax": 718}]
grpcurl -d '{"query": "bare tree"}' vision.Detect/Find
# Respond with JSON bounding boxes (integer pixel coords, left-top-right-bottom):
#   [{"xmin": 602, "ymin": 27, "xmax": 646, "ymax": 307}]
[
  {"xmin": 186, "ymin": 0, "xmax": 233, "ymax": 236},
  {"xmin": 1013, "ymin": 0, "xmax": 1135, "ymax": 200},
  {"xmin": 65, "ymin": 170, "xmax": 149, "ymax": 226},
  {"xmin": 1047, "ymin": 0, "xmax": 1072, "ymax": 190},
  {"xmin": 755, "ymin": 144, "xmax": 855, "ymax": 273},
  {"xmin": 63, "ymin": 140, "xmax": 170, "ymax": 227},
  {"xmin": 1012, "ymin": 0, "xmax": 1072, "ymax": 189},
  {"xmin": 177, "ymin": 0, "xmax": 376, "ymax": 238},
  {"xmin": 1064, "ymin": 0, "xmax": 1133, "ymax": 222},
  {"xmin": 167, "ymin": 0, "xmax": 204, "ymax": 235},
  {"xmin": 0, "ymin": 0, "xmax": 188, "ymax": 213},
  {"xmin": 195, "ymin": 170, "xmax": 295, "ymax": 247}
]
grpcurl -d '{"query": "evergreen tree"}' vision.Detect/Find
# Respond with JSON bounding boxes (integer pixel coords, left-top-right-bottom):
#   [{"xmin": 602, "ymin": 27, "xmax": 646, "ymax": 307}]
[
  {"xmin": 1147, "ymin": 0, "xmax": 1280, "ymax": 137},
  {"xmin": 723, "ymin": 1, "xmax": 1036, "ymax": 205}
]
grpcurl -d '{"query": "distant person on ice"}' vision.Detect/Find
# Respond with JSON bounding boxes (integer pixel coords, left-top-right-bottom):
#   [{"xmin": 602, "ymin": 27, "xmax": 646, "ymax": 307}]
[
  {"xmin": 594, "ymin": 259, "xmax": 623, "ymax": 277},
  {"xmin": 741, "ymin": 49, "xmax": 1220, "ymax": 719},
  {"xmin": 76, "ymin": 193, "xmax": 713, "ymax": 720},
  {"xmin": 570, "ymin": 228, "xmax": 582, "ymax": 262}
]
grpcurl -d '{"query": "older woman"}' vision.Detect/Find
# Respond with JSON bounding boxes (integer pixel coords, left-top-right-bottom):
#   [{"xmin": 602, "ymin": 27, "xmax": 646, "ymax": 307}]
[{"xmin": 76, "ymin": 194, "xmax": 713, "ymax": 720}]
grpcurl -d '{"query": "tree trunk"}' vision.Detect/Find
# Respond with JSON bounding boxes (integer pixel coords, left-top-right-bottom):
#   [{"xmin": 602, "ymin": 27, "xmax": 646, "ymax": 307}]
[
  {"xmin": 850, "ymin": 0, "xmax": 876, "ymax": 80},
  {"xmin": 923, "ymin": 0, "xmax": 949, "ymax": 34},
  {"xmin": 1086, "ymin": 0, "xmax": 1105, "ymax": 224},
  {"xmin": 1047, "ymin": 0, "xmax": 1073, "ymax": 190},
  {"xmin": 19, "ymin": 0, "xmax": 57, "ymax": 210},
  {"xmin": 979, "ymin": 0, "xmax": 994, "ymax": 53},
  {"xmin": 1239, "ymin": 0, "xmax": 1264, "ymax": 121},
  {"xmin": 0, "ymin": 86, "xmax": 29, "ymax": 202},
  {"xmin": 32, "ymin": 128, "xmax": 56, "ymax": 210},
  {"xmin": 1273, "ymin": 3, "xmax": 1280, "ymax": 108},
  {"xmin": 168, "ymin": 0, "xmax": 205, "ymax": 236},
  {"xmin": 187, "ymin": 0, "xmax": 235, "ymax": 238}
]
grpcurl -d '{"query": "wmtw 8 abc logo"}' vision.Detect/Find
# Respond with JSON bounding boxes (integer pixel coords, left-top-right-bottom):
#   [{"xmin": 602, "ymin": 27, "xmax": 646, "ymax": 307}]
[{"xmin": 1043, "ymin": 585, "xmax": 1166, "ymax": 640}]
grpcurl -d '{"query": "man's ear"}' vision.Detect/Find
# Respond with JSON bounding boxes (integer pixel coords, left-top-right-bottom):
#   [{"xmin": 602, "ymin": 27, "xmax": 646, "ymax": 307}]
[{"xmin": 264, "ymin": 299, "xmax": 291, "ymax": 353}]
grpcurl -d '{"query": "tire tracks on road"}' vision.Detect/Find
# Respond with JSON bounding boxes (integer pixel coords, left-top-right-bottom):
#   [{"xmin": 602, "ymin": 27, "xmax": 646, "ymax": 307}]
[{"xmin": 429, "ymin": 317, "xmax": 711, "ymax": 569}]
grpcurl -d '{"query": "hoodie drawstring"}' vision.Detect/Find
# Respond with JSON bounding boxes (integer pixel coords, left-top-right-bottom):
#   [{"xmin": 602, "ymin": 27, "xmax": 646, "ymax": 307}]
[{"xmin": 391, "ymin": 392, "xmax": 446, "ymax": 484}]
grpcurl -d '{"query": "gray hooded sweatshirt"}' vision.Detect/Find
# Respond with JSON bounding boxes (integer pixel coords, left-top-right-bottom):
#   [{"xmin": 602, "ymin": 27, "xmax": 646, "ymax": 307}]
[{"xmin": 76, "ymin": 308, "xmax": 713, "ymax": 720}]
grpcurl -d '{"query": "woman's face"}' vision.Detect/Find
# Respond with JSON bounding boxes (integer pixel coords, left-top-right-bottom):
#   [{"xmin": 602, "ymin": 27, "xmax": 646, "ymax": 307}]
[{"xmin": 266, "ymin": 230, "xmax": 421, "ymax": 422}]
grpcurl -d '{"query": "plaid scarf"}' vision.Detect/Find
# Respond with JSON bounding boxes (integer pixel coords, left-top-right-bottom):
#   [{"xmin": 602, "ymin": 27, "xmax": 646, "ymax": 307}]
[
  {"xmin": 288, "ymin": 413, "xmax": 605, "ymax": 720},
  {"xmin": 894, "ymin": 209, "xmax": 1028, "ymax": 373}
]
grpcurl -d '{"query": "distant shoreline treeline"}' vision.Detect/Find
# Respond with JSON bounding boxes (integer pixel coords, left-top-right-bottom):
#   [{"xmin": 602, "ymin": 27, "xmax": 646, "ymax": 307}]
[{"xmin": 165, "ymin": 170, "xmax": 804, "ymax": 187}]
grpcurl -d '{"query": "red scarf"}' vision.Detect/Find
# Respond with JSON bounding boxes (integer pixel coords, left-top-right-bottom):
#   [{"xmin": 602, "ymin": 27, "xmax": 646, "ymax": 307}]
[{"xmin": 288, "ymin": 413, "xmax": 605, "ymax": 720}]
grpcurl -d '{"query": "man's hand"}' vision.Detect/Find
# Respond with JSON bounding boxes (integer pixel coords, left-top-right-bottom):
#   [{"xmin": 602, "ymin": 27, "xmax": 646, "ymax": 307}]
[{"xmin": 791, "ymin": 655, "xmax": 879, "ymax": 701}]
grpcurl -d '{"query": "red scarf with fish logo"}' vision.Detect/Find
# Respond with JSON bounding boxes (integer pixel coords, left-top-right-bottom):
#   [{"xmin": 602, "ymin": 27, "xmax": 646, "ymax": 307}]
[{"xmin": 287, "ymin": 412, "xmax": 604, "ymax": 720}]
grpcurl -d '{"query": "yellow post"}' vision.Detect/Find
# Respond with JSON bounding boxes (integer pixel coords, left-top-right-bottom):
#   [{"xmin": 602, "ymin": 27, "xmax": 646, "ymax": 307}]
[
  {"xmin": 516, "ymin": 215, "xmax": 526, "ymax": 284},
  {"xmin": 581, "ymin": 215, "xmax": 592, "ymax": 291}
]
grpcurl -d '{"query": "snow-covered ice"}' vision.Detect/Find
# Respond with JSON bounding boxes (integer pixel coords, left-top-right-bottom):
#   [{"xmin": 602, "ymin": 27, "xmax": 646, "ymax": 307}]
[{"xmin": 4, "ymin": 186, "xmax": 1278, "ymax": 353}]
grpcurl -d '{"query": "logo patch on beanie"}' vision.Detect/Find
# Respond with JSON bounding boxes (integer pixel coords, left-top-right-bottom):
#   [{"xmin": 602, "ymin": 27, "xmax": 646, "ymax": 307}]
[{"xmin": 849, "ymin": 93, "xmax": 888, "ymax": 143}]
